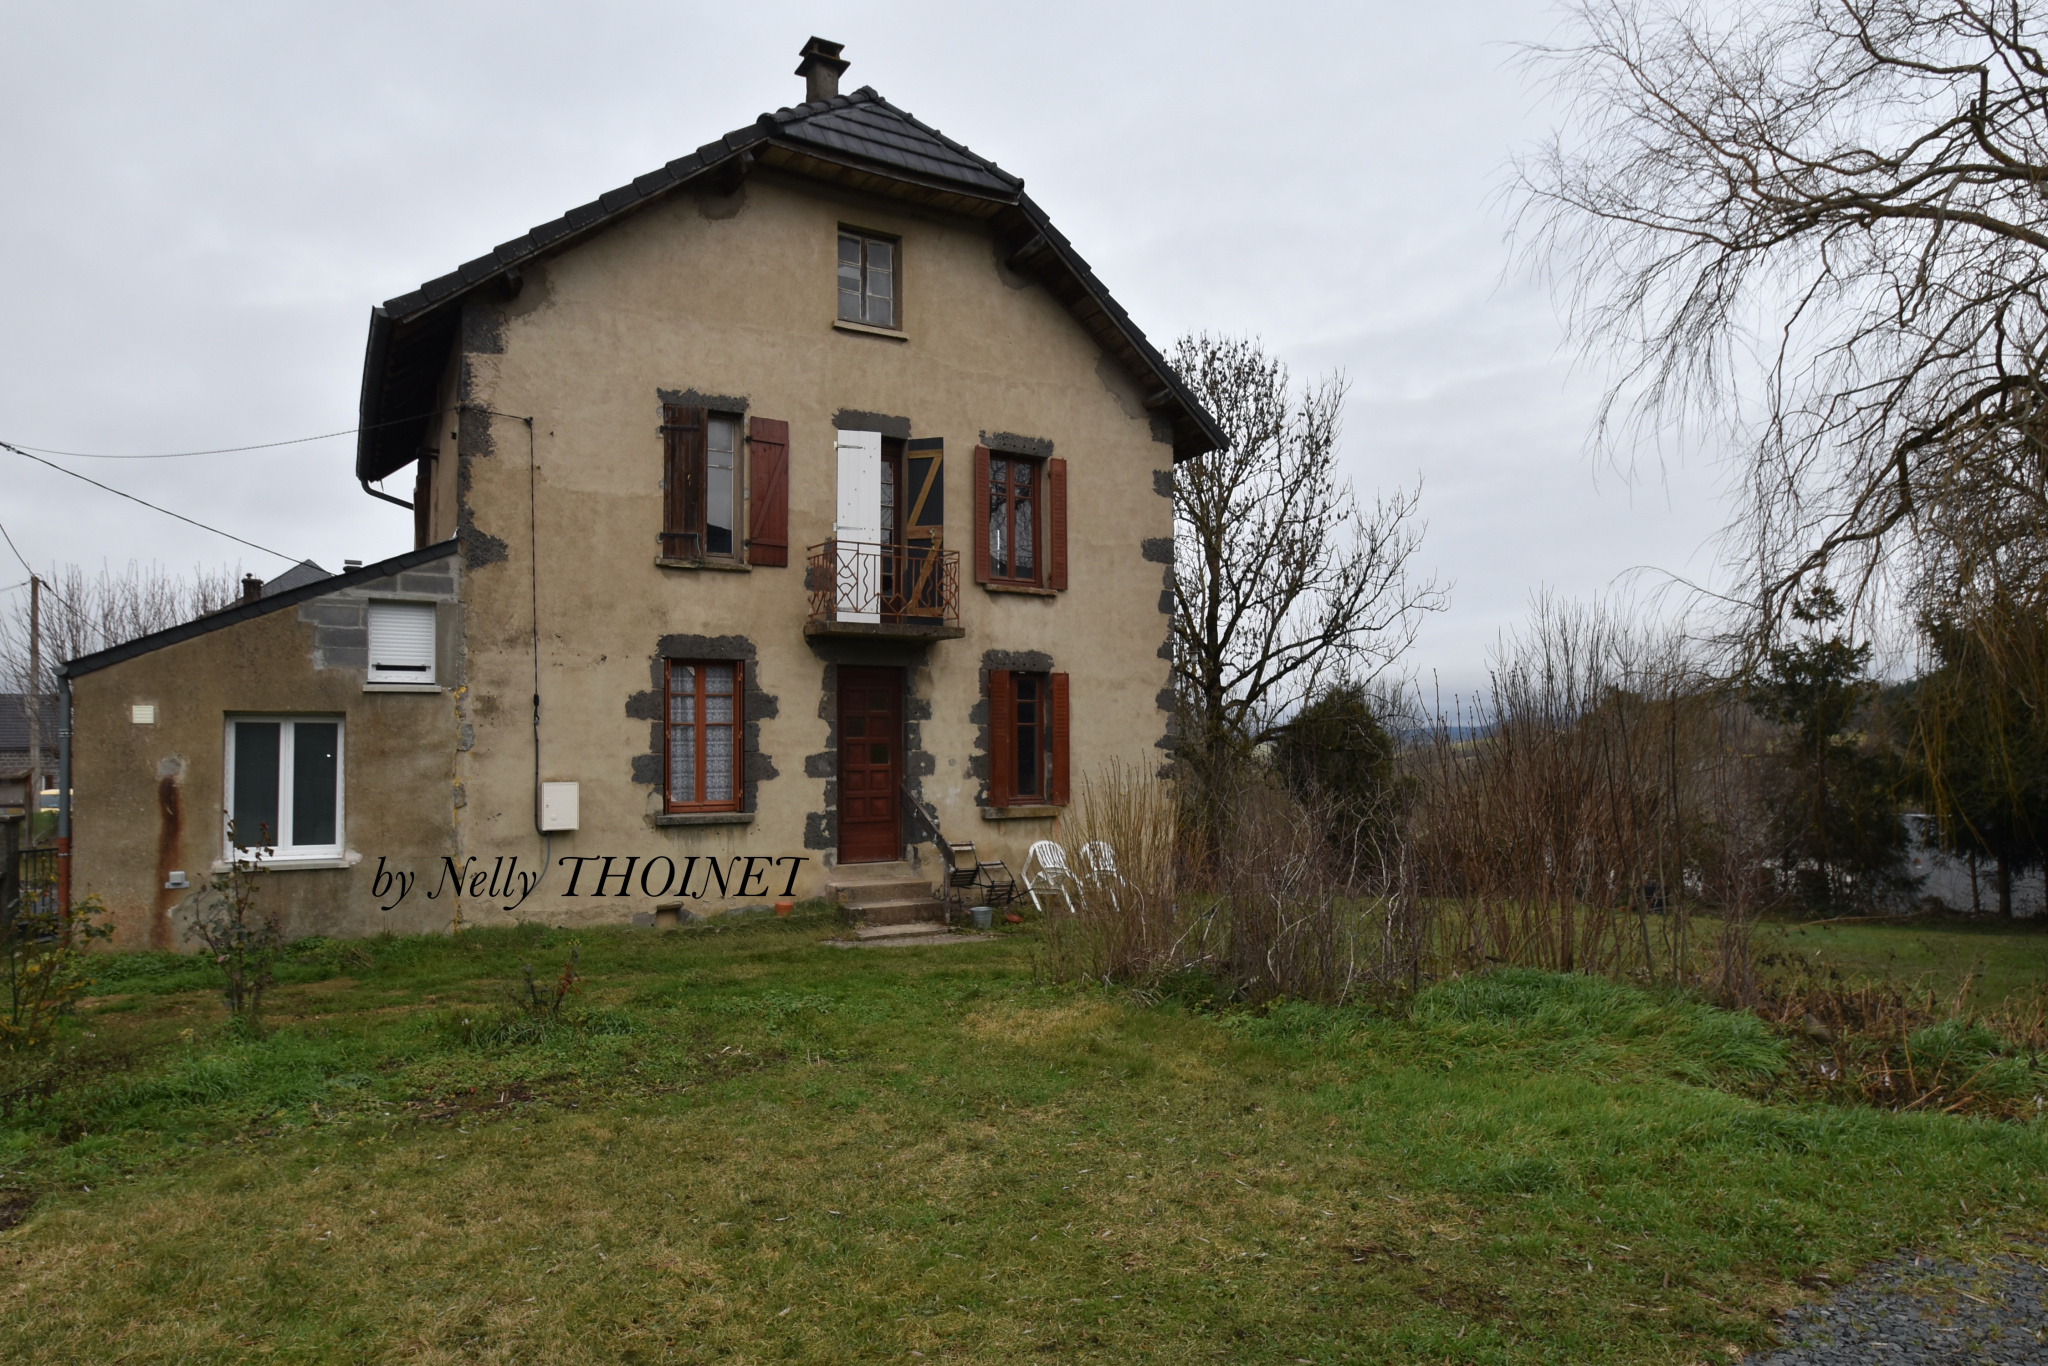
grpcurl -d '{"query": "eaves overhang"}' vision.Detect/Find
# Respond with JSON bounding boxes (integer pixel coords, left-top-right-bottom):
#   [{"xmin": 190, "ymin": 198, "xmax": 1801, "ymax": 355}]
[{"xmin": 356, "ymin": 89, "xmax": 1222, "ymax": 487}]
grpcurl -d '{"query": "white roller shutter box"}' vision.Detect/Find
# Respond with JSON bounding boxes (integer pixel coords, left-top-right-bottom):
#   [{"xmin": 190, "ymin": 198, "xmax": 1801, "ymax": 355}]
[{"xmin": 368, "ymin": 602, "xmax": 437, "ymax": 684}]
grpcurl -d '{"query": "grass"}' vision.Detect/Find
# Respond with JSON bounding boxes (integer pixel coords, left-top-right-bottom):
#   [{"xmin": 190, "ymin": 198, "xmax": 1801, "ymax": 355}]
[
  {"xmin": 0, "ymin": 914, "xmax": 2041, "ymax": 1363},
  {"xmin": 1753, "ymin": 912, "xmax": 2048, "ymax": 1011}
]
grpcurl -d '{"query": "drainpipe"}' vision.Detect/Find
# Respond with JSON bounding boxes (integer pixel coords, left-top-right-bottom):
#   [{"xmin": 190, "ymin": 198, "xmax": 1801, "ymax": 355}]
[{"xmin": 55, "ymin": 668, "xmax": 71, "ymax": 914}]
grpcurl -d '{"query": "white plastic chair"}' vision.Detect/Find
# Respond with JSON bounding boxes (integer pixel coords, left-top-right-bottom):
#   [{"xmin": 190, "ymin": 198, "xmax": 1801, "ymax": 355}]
[
  {"xmin": 1022, "ymin": 839, "xmax": 1077, "ymax": 915},
  {"xmin": 1078, "ymin": 840, "xmax": 1123, "ymax": 913},
  {"xmin": 1078, "ymin": 841, "xmax": 1119, "ymax": 881}
]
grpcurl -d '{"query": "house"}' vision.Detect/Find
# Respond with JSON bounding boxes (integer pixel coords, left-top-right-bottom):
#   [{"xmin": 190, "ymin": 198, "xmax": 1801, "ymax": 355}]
[
  {"xmin": 59, "ymin": 39, "xmax": 1220, "ymax": 949},
  {"xmin": 1, "ymin": 693, "xmax": 58, "ymax": 821}
]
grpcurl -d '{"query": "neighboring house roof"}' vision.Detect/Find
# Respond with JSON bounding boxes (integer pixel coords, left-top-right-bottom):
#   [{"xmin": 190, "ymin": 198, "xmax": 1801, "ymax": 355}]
[
  {"xmin": 59, "ymin": 540, "xmax": 457, "ymax": 682},
  {"xmin": 261, "ymin": 560, "xmax": 331, "ymax": 597},
  {"xmin": 0, "ymin": 694, "xmax": 58, "ymax": 759},
  {"xmin": 357, "ymin": 87, "xmax": 1224, "ymax": 484}
]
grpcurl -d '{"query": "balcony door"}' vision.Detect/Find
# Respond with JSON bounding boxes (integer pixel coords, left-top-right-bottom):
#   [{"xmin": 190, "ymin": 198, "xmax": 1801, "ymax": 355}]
[{"xmin": 837, "ymin": 666, "xmax": 903, "ymax": 864}]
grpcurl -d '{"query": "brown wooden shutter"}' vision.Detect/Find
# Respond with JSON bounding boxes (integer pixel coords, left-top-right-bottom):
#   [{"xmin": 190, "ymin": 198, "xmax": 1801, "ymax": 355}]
[
  {"xmin": 1047, "ymin": 457, "xmax": 1068, "ymax": 591},
  {"xmin": 1050, "ymin": 672, "xmax": 1070, "ymax": 805},
  {"xmin": 661, "ymin": 405, "xmax": 707, "ymax": 559},
  {"xmin": 988, "ymin": 668, "xmax": 1014, "ymax": 807},
  {"xmin": 746, "ymin": 417, "xmax": 789, "ymax": 567},
  {"xmin": 972, "ymin": 444, "xmax": 992, "ymax": 585}
]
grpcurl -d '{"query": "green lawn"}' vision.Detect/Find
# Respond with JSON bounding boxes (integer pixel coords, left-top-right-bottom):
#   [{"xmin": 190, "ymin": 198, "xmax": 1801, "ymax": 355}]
[
  {"xmin": 0, "ymin": 915, "xmax": 2041, "ymax": 1364},
  {"xmin": 1754, "ymin": 912, "xmax": 2048, "ymax": 1012}
]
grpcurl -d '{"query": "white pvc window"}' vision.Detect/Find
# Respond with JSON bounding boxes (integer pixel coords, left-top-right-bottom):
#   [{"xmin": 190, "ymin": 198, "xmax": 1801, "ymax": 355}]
[
  {"xmin": 224, "ymin": 716, "xmax": 345, "ymax": 860},
  {"xmin": 368, "ymin": 601, "xmax": 437, "ymax": 684}
]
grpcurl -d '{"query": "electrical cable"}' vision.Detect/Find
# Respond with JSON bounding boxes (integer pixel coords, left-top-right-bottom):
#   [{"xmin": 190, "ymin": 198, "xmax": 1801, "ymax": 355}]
[
  {"xmin": 4, "ymin": 408, "xmax": 451, "ymax": 460},
  {"xmin": 0, "ymin": 519, "xmax": 89, "ymax": 617},
  {"xmin": 2, "ymin": 442, "xmax": 299, "ymax": 563}
]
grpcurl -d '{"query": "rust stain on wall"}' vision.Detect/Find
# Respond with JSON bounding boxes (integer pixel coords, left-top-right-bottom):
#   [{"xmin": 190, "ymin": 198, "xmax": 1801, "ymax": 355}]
[{"xmin": 152, "ymin": 773, "xmax": 182, "ymax": 950}]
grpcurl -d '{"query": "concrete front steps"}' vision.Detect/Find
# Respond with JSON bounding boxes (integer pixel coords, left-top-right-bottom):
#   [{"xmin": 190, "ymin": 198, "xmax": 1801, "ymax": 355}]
[{"xmin": 827, "ymin": 859, "xmax": 944, "ymax": 926}]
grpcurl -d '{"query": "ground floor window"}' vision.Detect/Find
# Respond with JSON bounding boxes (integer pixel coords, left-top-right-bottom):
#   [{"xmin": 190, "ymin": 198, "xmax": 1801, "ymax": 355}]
[
  {"xmin": 225, "ymin": 716, "xmax": 343, "ymax": 859},
  {"xmin": 987, "ymin": 670, "xmax": 1069, "ymax": 807},
  {"xmin": 666, "ymin": 660, "xmax": 743, "ymax": 811}
]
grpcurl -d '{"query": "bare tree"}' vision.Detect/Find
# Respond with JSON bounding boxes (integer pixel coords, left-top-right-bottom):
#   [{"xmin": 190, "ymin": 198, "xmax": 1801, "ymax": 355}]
[
  {"xmin": 1169, "ymin": 334, "xmax": 1443, "ymax": 770},
  {"xmin": 0, "ymin": 562, "xmax": 242, "ymax": 704},
  {"xmin": 1515, "ymin": 0, "xmax": 2048, "ymax": 636}
]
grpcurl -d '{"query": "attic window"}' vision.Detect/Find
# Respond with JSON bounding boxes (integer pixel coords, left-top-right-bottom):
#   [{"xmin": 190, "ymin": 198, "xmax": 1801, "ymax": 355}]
[{"xmin": 837, "ymin": 231, "xmax": 896, "ymax": 328}]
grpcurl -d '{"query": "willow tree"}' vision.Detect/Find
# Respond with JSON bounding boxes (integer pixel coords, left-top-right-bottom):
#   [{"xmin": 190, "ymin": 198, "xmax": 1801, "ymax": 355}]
[{"xmin": 1515, "ymin": 0, "xmax": 2048, "ymax": 635}]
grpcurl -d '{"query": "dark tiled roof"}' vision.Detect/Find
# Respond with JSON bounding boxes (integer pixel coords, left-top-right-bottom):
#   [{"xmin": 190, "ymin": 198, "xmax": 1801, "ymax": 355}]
[
  {"xmin": 0, "ymin": 695, "xmax": 56, "ymax": 757},
  {"xmin": 773, "ymin": 98, "xmax": 1019, "ymax": 195},
  {"xmin": 261, "ymin": 560, "xmax": 331, "ymax": 597},
  {"xmin": 59, "ymin": 541, "xmax": 458, "ymax": 682},
  {"xmin": 357, "ymin": 88, "xmax": 1221, "ymax": 482}
]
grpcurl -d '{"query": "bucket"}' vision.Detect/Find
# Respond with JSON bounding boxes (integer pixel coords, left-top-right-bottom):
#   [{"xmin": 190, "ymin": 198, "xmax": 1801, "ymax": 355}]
[{"xmin": 970, "ymin": 905, "xmax": 993, "ymax": 931}]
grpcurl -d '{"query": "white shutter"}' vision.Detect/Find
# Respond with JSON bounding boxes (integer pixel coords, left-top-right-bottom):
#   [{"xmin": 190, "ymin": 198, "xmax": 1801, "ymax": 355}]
[
  {"xmin": 368, "ymin": 602, "xmax": 437, "ymax": 684},
  {"xmin": 834, "ymin": 430, "xmax": 883, "ymax": 623}
]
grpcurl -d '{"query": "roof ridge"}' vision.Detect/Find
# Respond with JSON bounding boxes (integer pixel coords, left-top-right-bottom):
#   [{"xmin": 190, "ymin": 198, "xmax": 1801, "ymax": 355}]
[
  {"xmin": 763, "ymin": 85, "xmax": 878, "ymax": 125},
  {"xmin": 853, "ymin": 92, "xmax": 1023, "ymax": 189}
]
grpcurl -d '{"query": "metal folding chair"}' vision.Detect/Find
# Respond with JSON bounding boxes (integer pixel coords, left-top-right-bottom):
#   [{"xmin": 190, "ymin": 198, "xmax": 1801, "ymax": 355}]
[{"xmin": 943, "ymin": 840, "xmax": 1017, "ymax": 921}]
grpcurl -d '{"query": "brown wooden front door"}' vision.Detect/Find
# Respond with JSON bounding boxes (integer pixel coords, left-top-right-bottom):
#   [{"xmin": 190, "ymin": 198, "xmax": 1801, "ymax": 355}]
[{"xmin": 837, "ymin": 666, "xmax": 902, "ymax": 864}]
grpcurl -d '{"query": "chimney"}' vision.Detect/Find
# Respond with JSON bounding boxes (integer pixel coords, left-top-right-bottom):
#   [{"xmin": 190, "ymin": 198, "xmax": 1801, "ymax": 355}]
[
  {"xmin": 795, "ymin": 37, "xmax": 849, "ymax": 104},
  {"xmin": 241, "ymin": 574, "xmax": 264, "ymax": 602}
]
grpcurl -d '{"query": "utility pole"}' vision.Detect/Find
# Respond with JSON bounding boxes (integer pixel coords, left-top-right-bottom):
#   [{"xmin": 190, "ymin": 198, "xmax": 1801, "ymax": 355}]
[{"xmin": 25, "ymin": 575, "xmax": 41, "ymax": 841}]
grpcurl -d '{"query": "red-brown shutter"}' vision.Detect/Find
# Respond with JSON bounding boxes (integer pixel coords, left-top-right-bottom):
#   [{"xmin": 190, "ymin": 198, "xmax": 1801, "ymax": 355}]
[
  {"xmin": 972, "ymin": 445, "xmax": 992, "ymax": 585},
  {"xmin": 746, "ymin": 417, "xmax": 789, "ymax": 567},
  {"xmin": 1050, "ymin": 672, "xmax": 1070, "ymax": 805},
  {"xmin": 1047, "ymin": 457, "xmax": 1068, "ymax": 591},
  {"xmin": 661, "ymin": 405, "xmax": 707, "ymax": 559},
  {"xmin": 988, "ymin": 668, "xmax": 1014, "ymax": 806}
]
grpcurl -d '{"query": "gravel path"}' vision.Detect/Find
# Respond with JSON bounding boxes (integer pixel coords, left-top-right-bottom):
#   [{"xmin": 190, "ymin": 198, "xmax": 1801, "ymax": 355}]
[{"xmin": 1745, "ymin": 1246, "xmax": 2048, "ymax": 1364}]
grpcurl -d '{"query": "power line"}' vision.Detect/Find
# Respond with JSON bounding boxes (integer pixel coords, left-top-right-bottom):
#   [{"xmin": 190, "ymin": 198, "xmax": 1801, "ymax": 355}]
[
  {"xmin": 3, "ymin": 408, "xmax": 446, "ymax": 460},
  {"xmin": 3, "ymin": 442, "xmax": 299, "ymax": 564},
  {"xmin": 0, "ymin": 518, "xmax": 87, "ymax": 617}
]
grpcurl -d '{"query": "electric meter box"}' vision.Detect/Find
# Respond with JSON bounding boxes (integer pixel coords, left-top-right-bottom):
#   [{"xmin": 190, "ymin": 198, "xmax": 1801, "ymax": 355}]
[{"xmin": 539, "ymin": 781, "xmax": 580, "ymax": 832}]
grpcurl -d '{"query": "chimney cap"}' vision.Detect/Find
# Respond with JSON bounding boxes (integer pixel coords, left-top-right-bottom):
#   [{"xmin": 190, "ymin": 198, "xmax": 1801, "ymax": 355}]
[{"xmin": 795, "ymin": 36, "xmax": 850, "ymax": 103}]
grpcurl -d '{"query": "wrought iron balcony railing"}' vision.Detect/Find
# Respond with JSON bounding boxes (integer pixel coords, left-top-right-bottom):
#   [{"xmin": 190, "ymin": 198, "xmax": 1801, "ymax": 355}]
[{"xmin": 805, "ymin": 539, "xmax": 962, "ymax": 637}]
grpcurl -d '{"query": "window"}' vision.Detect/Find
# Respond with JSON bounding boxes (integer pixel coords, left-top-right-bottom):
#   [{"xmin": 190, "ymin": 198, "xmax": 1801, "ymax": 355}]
[
  {"xmin": 661, "ymin": 407, "xmax": 744, "ymax": 560},
  {"xmin": 973, "ymin": 447, "xmax": 1067, "ymax": 591},
  {"xmin": 367, "ymin": 601, "xmax": 436, "ymax": 684},
  {"xmin": 225, "ymin": 716, "xmax": 343, "ymax": 859},
  {"xmin": 837, "ymin": 231, "xmax": 897, "ymax": 328},
  {"xmin": 665, "ymin": 660, "xmax": 743, "ymax": 811},
  {"xmin": 1012, "ymin": 673, "xmax": 1050, "ymax": 800},
  {"xmin": 986, "ymin": 455, "xmax": 1038, "ymax": 583},
  {"xmin": 986, "ymin": 670, "xmax": 1069, "ymax": 808}
]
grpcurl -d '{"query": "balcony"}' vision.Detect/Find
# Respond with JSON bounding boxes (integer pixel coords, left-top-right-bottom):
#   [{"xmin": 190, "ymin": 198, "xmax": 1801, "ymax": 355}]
[{"xmin": 805, "ymin": 539, "xmax": 963, "ymax": 640}]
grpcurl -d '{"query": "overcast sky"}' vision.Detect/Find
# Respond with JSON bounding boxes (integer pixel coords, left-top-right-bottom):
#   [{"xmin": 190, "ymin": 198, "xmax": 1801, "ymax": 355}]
[{"xmin": 0, "ymin": 0, "xmax": 1732, "ymax": 698}]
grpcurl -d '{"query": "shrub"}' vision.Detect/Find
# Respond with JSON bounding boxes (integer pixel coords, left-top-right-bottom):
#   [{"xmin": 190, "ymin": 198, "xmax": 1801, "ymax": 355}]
[{"xmin": 187, "ymin": 837, "xmax": 281, "ymax": 1029}]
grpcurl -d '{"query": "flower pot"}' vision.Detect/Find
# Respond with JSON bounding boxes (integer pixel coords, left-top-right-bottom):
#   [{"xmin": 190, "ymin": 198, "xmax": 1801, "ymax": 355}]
[{"xmin": 774, "ymin": 898, "xmax": 794, "ymax": 917}]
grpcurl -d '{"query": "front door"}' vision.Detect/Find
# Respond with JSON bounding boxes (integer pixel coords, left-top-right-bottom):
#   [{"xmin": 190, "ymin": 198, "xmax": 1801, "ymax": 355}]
[{"xmin": 837, "ymin": 666, "xmax": 902, "ymax": 864}]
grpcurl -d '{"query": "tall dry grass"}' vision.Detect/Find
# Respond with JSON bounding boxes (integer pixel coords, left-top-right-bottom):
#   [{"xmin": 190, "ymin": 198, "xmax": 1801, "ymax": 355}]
[
  {"xmin": 1408, "ymin": 598, "xmax": 1775, "ymax": 996},
  {"xmin": 1043, "ymin": 760, "xmax": 1420, "ymax": 1004}
]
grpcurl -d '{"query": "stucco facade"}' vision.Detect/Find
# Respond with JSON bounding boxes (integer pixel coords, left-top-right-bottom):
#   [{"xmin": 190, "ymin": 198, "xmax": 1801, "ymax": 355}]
[
  {"xmin": 61, "ymin": 67, "xmax": 1216, "ymax": 943},
  {"xmin": 67, "ymin": 550, "xmax": 464, "ymax": 949}
]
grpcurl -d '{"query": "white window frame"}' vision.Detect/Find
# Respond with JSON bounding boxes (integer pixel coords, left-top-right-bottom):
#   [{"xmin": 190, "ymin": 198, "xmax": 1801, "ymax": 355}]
[
  {"xmin": 367, "ymin": 600, "xmax": 438, "ymax": 686},
  {"xmin": 222, "ymin": 715, "xmax": 346, "ymax": 864}
]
